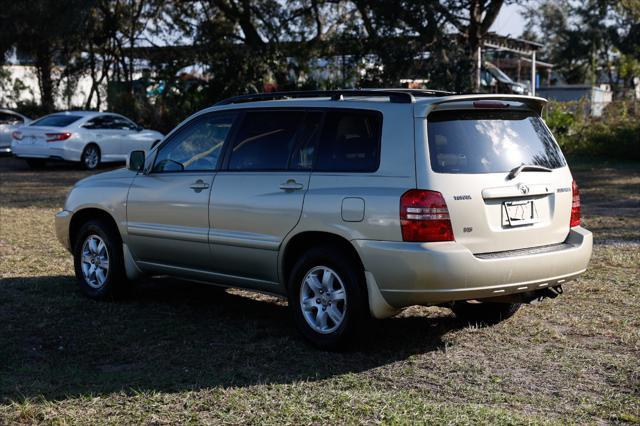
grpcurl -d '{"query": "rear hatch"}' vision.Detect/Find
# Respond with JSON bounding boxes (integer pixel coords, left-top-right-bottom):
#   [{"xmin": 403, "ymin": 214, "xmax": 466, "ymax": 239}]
[{"xmin": 422, "ymin": 101, "xmax": 574, "ymax": 254}]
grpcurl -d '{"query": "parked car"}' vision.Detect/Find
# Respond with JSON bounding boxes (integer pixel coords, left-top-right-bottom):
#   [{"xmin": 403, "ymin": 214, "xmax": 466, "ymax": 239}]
[
  {"xmin": 55, "ymin": 90, "xmax": 592, "ymax": 349},
  {"xmin": 0, "ymin": 109, "xmax": 30, "ymax": 154},
  {"xmin": 481, "ymin": 61, "xmax": 531, "ymax": 95},
  {"xmin": 11, "ymin": 111, "xmax": 163, "ymax": 169}
]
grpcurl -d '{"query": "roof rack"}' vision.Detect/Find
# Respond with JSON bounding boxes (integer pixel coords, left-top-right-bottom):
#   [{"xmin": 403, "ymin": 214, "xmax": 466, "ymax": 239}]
[{"xmin": 214, "ymin": 88, "xmax": 455, "ymax": 106}]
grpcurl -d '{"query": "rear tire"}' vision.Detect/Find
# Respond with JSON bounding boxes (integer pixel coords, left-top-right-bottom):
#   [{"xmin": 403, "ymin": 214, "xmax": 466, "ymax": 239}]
[
  {"xmin": 288, "ymin": 246, "xmax": 369, "ymax": 350},
  {"xmin": 73, "ymin": 219, "xmax": 127, "ymax": 299},
  {"xmin": 450, "ymin": 301, "xmax": 521, "ymax": 323},
  {"xmin": 25, "ymin": 158, "xmax": 46, "ymax": 169},
  {"xmin": 81, "ymin": 144, "xmax": 100, "ymax": 170}
]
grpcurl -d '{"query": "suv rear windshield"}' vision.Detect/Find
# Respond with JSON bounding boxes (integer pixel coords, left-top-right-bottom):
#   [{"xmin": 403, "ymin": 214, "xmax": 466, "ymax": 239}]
[
  {"xmin": 427, "ymin": 110, "xmax": 566, "ymax": 174},
  {"xmin": 30, "ymin": 115, "xmax": 82, "ymax": 127}
]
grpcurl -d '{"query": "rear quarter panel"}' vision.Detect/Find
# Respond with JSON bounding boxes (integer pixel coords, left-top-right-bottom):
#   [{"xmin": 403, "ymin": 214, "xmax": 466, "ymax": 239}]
[{"xmin": 291, "ymin": 103, "xmax": 417, "ymax": 242}]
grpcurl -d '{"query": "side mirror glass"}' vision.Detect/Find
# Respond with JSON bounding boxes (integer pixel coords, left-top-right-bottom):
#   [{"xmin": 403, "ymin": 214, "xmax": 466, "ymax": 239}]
[{"xmin": 127, "ymin": 150, "xmax": 145, "ymax": 172}]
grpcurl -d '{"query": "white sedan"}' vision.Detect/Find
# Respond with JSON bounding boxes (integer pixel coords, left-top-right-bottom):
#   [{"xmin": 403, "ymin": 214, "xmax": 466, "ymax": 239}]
[
  {"xmin": 0, "ymin": 109, "xmax": 31, "ymax": 154},
  {"xmin": 11, "ymin": 111, "xmax": 164, "ymax": 169}
]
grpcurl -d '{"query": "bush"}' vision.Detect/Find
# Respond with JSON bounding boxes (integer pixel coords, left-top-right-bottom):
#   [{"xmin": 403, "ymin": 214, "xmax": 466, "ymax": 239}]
[{"xmin": 545, "ymin": 100, "xmax": 640, "ymax": 160}]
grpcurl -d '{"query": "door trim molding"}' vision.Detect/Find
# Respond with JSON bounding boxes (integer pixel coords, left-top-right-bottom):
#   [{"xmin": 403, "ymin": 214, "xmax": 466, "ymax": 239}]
[
  {"xmin": 209, "ymin": 228, "xmax": 280, "ymax": 250},
  {"xmin": 137, "ymin": 260, "xmax": 282, "ymax": 291},
  {"xmin": 128, "ymin": 222, "xmax": 209, "ymax": 243}
]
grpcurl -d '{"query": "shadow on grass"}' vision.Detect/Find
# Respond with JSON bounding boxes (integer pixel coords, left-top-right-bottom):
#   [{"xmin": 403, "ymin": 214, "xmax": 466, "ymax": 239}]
[{"xmin": 0, "ymin": 275, "xmax": 464, "ymax": 402}]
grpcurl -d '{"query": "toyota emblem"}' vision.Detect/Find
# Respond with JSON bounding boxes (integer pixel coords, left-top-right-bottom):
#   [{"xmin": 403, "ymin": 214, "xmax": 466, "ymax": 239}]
[{"xmin": 518, "ymin": 183, "xmax": 530, "ymax": 194}]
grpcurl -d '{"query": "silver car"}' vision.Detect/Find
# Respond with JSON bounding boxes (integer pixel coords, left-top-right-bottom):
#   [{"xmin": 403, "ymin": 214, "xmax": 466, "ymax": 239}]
[
  {"xmin": 55, "ymin": 90, "xmax": 593, "ymax": 349},
  {"xmin": 0, "ymin": 109, "xmax": 30, "ymax": 154},
  {"xmin": 11, "ymin": 111, "xmax": 163, "ymax": 170}
]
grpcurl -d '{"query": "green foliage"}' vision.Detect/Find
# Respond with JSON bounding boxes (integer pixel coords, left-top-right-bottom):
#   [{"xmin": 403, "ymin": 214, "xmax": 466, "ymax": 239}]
[
  {"xmin": 523, "ymin": 0, "xmax": 640, "ymax": 93},
  {"xmin": 546, "ymin": 100, "xmax": 640, "ymax": 160},
  {"xmin": 544, "ymin": 102, "xmax": 576, "ymax": 136}
]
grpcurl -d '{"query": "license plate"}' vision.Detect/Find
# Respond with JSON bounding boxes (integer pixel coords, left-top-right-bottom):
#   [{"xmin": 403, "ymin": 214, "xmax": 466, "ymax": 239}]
[
  {"xmin": 25, "ymin": 136, "xmax": 37, "ymax": 145},
  {"xmin": 502, "ymin": 200, "xmax": 539, "ymax": 227}
]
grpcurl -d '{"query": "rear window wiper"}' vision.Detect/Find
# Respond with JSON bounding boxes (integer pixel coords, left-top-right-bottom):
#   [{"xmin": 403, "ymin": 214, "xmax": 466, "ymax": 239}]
[{"xmin": 507, "ymin": 164, "xmax": 552, "ymax": 180}]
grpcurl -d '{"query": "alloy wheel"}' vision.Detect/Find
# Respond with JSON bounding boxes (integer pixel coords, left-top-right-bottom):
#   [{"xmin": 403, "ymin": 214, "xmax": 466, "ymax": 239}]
[
  {"xmin": 80, "ymin": 234, "xmax": 110, "ymax": 288},
  {"xmin": 84, "ymin": 147, "xmax": 99, "ymax": 169},
  {"xmin": 299, "ymin": 266, "xmax": 347, "ymax": 334}
]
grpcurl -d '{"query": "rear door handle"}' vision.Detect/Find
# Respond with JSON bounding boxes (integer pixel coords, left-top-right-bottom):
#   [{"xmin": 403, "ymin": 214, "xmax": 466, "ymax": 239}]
[
  {"xmin": 190, "ymin": 179, "xmax": 210, "ymax": 192},
  {"xmin": 279, "ymin": 179, "xmax": 304, "ymax": 191}
]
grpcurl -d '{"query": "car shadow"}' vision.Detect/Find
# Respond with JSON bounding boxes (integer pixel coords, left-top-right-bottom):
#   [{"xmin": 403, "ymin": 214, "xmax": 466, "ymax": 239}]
[{"xmin": 0, "ymin": 275, "xmax": 467, "ymax": 402}]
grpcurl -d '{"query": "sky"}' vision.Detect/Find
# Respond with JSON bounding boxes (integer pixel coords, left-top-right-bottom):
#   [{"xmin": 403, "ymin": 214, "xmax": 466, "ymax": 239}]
[{"xmin": 490, "ymin": 3, "xmax": 527, "ymax": 38}]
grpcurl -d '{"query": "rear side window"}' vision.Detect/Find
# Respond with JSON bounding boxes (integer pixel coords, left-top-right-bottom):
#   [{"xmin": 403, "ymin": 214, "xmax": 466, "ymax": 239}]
[
  {"xmin": 315, "ymin": 110, "xmax": 382, "ymax": 172},
  {"xmin": 0, "ymin": 112, "xmax": 23, "ymax": 125},
  {"xmin": 427, "ymin": 110, "xmax": 566, "ymax": 174},
  {"xmin": 31, "ymin": 115, "xmax": 82, "ymax": 127},
  {"xmin": 228, "ymin": 111, "xmax": 304, "ymax": 171}
]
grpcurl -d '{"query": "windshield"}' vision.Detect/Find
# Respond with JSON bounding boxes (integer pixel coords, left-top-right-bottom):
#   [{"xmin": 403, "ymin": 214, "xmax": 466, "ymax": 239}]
[
  {"xmin": 30, "ymin": 115, "xmax": 82, "ymax": 127},
  {"xmin": 427, "ymin": 110, "xmax": 566, "ymax": 174},
  {"xmin": 486, "ymin": 64, "xmax": 514, "ymax": 83}
]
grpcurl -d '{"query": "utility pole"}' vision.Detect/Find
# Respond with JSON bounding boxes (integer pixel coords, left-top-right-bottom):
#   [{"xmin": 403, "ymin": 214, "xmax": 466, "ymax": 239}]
[
  {"xmin": 477, "ymin": 45, "xmax": 482, "ymax": 91},
  {"xmin": 531, "ymin": 51, "xmax": 536, "ymax": 96}
]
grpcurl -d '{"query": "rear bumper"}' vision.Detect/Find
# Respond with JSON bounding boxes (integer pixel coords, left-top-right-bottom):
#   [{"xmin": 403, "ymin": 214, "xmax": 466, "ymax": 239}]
[
  {"xmin": 355, "ymin": 227, "xmax": 593, "ymax": 307},
  {"xmin": 11, "ymin": 142, "xmax": 76, "ymax": 161},
  {"xmin": 55, "ymin": 210, "xmax": 72, "ymax": 252}
]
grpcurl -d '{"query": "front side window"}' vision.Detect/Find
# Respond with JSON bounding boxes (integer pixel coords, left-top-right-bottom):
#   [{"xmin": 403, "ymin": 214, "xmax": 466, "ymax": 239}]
[
  {"xmin": 427, "ymin": 110, "xmax": 566, "ymax": 174},
  {"xmin": 84, "ymin": 115, "xmax": 113, "ymax": 130},
  {"xmin": 31, "ymin": 114, "xmax": 82, "ymax": 127},
  {"xmin": 111, "ymin": 116, "xmax": 137, "ymax": 130},
  {"xmin": 152, "ymin": 112, "xmax": 236, "ymax": 173},
  {"xmin": 228, "ymin": 110, "xmax": 304, "ymax": 171},
  {"xmin": 315, "ymin": 110, "xmax": 382, "ymax": 172}
]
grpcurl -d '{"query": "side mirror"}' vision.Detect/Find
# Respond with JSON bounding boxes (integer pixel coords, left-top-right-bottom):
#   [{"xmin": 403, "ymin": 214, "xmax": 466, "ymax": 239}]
[
  {"xmin": 127, "ymin": 150, "xmax": 145, "ymax": 172},
  {"xmin": 136, "ymin": 125, "xmax": 144, "ymax": 132}
]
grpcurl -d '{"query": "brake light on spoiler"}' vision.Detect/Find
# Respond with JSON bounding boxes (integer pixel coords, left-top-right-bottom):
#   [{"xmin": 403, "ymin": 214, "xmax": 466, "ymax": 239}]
[{"xmin": 473, "ymin": 100, "xmax": 509, "ymax": 108}]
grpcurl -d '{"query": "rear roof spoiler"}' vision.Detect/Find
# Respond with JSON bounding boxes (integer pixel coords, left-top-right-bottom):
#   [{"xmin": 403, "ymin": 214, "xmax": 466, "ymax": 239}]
[{"xmin": 418, "ymin": 94, "xmax": 548, "ymax": 116}]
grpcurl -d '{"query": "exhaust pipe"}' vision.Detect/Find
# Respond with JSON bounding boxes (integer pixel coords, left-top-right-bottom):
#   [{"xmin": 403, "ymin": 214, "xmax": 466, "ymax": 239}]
[
  {"xmin": 481, "ymin": 285, "xmax": 564, "ymax": 304},
  {"xmin": 538, "ymin": 285, "xmax": 563, "ymax": 300}
]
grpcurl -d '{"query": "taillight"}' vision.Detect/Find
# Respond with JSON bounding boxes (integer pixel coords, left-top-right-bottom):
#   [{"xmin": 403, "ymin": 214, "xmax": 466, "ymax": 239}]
[
  {"xmin": 570, "ymin": 180, "xmax": 581, "ymax": 227},
  {"xmin": 45, "ymin": 132, "xmax": 72, "ymax": 142},
  {"xmin": 12, "ymin": 131, "xmax": 23, "ymax": 140},
  {"xmin": 400, "ymin": 189, "xmax": 454, "ymax": 242}
]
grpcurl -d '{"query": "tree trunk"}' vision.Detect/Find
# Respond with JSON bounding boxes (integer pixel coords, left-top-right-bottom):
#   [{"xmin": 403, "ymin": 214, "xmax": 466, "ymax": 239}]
[
  {"xmin": 468, "ymin": 0, "xmax": 482, "ymax": 91},
  {"xmin": 35, "ymin": 44, "xmax": 55, "ymax": 112}
]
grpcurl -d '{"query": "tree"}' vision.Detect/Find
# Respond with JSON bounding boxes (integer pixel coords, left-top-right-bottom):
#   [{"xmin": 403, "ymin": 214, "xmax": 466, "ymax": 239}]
[
  {"xmin": 523, "ymin": 0, "xmax": 640, "ymax": 96},
  {"xmin": 435, "ymin": 0, "xmax": 506, "ymax": 89},
  {"xmin": 0, "ymin": 0, "xmax": 93, "ymax": 112}
]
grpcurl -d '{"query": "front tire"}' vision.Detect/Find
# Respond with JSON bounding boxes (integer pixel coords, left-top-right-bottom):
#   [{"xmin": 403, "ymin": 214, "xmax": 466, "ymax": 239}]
[
  {"xmin": 81, "ymin": 144, "xmax": 100, "ymax": 170},
  {"xmin": 73, "ymin": 219, "xmax": 127, "ymax": 299},
  {"xmin": 450, "ymin": 301, "xmax": 521, "ymax": 324},
  {"xmin": 288, "ymin": 246, "xmax": 369, "ymax": 350}
]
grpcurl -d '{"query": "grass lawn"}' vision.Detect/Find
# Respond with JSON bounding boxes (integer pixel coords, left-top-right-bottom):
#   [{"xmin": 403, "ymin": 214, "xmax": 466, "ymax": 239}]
[{"xmin": 0, "ymin": 156, "xmax": 638, "ymax": 424}]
